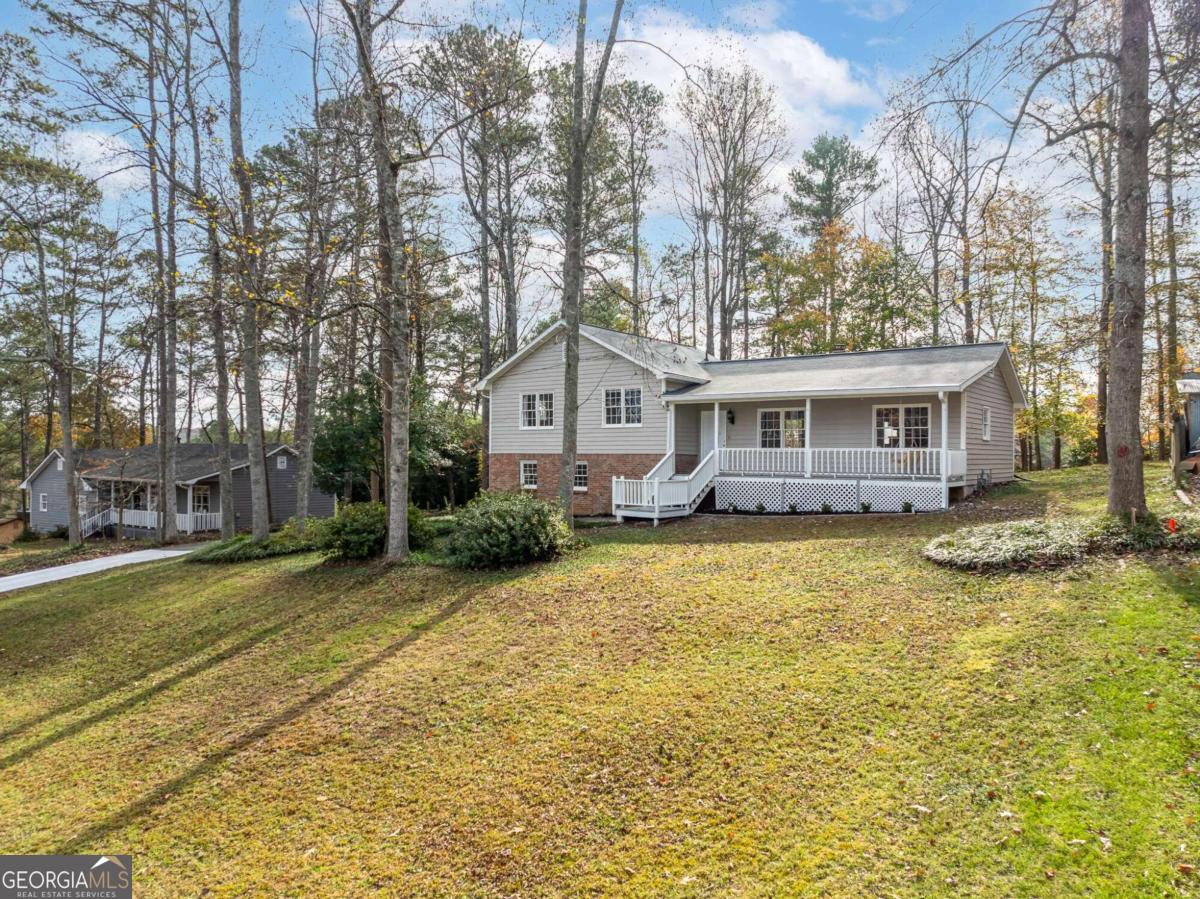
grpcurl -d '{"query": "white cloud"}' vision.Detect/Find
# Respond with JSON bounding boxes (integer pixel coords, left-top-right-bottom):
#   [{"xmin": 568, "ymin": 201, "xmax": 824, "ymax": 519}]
[
  {"xmin": 835, "ymin": 0, "xmax": 908, "ymax": 22},
  {"xmin": 58, "ymin": 129, "xmax": 145, "ymax": 198},
  {"xmin": 592, "ymin": 9, "xmax": 880, "ymax": 216}
]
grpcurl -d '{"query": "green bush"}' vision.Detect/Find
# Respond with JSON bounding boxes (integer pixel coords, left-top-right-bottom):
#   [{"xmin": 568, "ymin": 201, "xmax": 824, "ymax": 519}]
[
  {"xmin": 313, "ymin": 503, "xmax": 432, "ymax": 561},
  {"xmin": 316, "ymin": 502, "xmax": 388, "ymax": 561},
  {"xmin": 407, "ymin": 505, "xmax": 435, "ymax": 551},
  {"xmin": 13, "ymin": 528, "xmax": 39, "ymax": 544},
  {"xmin": 426, "ymin": 515, "xmax": 457, "ymax": 538},
  {"xmin": 444, "ymin": 491, "xmax": 573, "ymax": 569},
  {"xmin": 187, "ymin": 533, "xmax": 315, "ymax": 564},
  {"xmin": 923, "ymin": 513, "xmax": 1200, "ymax": 572}
]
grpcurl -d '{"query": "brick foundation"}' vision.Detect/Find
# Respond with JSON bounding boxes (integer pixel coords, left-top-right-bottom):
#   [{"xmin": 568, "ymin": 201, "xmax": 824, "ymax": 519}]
[{"xmin": 489, "ymin": 453, "xmax": 668, "ymax": 516}]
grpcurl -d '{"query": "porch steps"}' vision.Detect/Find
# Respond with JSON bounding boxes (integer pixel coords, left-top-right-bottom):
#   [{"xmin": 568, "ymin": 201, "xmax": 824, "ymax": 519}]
[{"xmin": 615, "ymin": 477, "xmax": 715, "ymax": 521}]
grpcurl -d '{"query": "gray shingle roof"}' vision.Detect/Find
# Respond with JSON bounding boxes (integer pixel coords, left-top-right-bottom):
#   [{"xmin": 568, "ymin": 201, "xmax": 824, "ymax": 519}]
[
  {"xmin": 1177, "ymin": 373, "xmax": 1200, "ymax": 393},
  {"xmin": 580, "ymin": 323, "xmax": 710, "ymax": 383},
  {"xmin": 78, "ymin": 443, "xmax": 289, "ymax": 483},
  {"xmin": 664, "ymin": 342, "xmax": 1012, "ymax": 400}
]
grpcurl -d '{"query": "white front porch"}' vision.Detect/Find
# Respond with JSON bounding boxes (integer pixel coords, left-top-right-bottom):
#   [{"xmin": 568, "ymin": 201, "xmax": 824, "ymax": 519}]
[{"xmin": 613, "ymin": 392, "xmax": 970, "ymax": 521}]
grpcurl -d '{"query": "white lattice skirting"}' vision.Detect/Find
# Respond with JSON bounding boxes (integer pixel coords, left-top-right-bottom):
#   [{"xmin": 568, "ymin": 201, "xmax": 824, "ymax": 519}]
[{"xmin": 714, "ymin": 477, "xmax": 946, "ymax": 513}]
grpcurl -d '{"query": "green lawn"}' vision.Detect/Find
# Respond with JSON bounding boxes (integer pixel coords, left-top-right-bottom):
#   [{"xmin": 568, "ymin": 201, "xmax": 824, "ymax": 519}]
[{"xmin": 1, "ymin": 465, "xmax": 1198, "ymax": 896}]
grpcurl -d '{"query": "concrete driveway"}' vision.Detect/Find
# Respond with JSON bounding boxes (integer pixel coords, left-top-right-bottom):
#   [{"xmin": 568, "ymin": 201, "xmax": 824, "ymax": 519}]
[{"xmin": 0, "ymin": 546, "xmax": 202, "ymax": 594}]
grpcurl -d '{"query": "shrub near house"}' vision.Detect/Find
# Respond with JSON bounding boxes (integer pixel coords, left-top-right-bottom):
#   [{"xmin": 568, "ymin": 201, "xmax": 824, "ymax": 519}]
[{"xmin": 445, "ymin": 492, "xmax": 574, "ymax": 569}]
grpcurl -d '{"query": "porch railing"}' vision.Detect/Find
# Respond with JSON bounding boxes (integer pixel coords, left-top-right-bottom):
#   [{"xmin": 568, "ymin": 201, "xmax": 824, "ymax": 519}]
[
  {"xmin": 111, "ymin": 508, "xmax": 223, "ymax": 534},
  {"xmin": 717, "ymin": 447, "xmax": 968, "ymax": 479}
]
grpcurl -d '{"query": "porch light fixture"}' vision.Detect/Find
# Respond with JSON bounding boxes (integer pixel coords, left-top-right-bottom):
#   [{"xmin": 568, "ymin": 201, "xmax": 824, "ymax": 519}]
[{"xmin": 726, "ymin": 409, "xmax": 736, "ymax": 426}]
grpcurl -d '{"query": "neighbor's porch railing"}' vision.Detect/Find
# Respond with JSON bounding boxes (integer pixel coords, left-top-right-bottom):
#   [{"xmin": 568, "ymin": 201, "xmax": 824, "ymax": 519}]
[
  {"xmin": 717, "ymin": 447, "xmax": 967, "ymax": 479},
  {"xmin": 112, "ymin": 507, "xmax": 223, "ymax": 533}
]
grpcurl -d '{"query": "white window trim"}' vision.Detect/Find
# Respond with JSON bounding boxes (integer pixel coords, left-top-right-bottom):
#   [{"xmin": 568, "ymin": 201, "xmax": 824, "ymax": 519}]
[
  {"xmin": 758, "ymin": 407, "xmax": 806, "ymax": 449},
  {"xmin": 872, "ymin": 403, "xmax": 933, "ymax": 449},
  {"xmin": 519, "ymin": 392, "xmax": 555, "ymax": 430},
  {"xmin": 56, "ymin": 458, "xmax": 63, "ymax": 471},
  {"xmin": 276, "ymin": 454, "xmax": 288, "ymax": 469},
  {"xmin": 39, "ymin": 493, "xmax": 48, "ymax": 512},
  {"xmin": 600, "ymin": 386, "xmax": 644, "ymax": 428},
  {"xmin": 982, "ymin": 407, "xmax": 992, "ymax": 442},
  {"xmin": 193, "ymin": 484, "xmax": 211, "ymax": 513},
  {"xmin": 520, "ymin": 460, "xmax": 538, "ymax": 489},
  {"xmin": 573, "ymin": 461, "xmax": 588, "ymax": 492}
]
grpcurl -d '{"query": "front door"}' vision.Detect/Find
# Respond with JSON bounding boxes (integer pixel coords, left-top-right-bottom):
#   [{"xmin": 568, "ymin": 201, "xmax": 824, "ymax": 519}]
[{"xmin": 699, "ymin": 410, "xmax": 726, "ymax": 459}]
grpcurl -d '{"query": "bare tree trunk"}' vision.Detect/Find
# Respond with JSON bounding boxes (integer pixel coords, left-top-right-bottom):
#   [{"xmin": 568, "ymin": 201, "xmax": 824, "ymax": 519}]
[
  {"xmin": 1097, "ymin": 118, "xmax": 1113, "ymax": 465},
  {"xmin": 1107, "ymin": 0, "xmax": 1150, "ymax": 517},
  {"xmin": 556, "ymin": 0, "xmax": 625, "ymax": 524},
  {"xmin": 225, "ymin": 0, "xmax": 271, "ymax": 540},
  {"xmin": 341, "ymin": 0, "xmax": 411, "ymax": 561}
]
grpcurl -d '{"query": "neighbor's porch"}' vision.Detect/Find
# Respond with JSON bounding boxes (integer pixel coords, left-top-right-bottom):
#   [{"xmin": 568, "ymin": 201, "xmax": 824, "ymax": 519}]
[
  {"xmin": 80, "ymin": 478, "xmax": 224, "ymax": 537},
  {"xmin": 613, "ymin": 392, "xmax": 969, "ymax": 520}
]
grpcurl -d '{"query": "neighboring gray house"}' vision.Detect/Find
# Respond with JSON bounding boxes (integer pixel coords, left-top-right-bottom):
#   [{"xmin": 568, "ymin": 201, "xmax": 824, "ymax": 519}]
[
  {"xmin": 20, "ymin": 443, "xmax": 336, "ymax": 538},
  {"xmin": 1177, "ymin": 374, "xmax": 1200, "ymax": 457},
  {"xmin": 477, "ymin": 321, "xmax": 1025, "ymax": 521}
]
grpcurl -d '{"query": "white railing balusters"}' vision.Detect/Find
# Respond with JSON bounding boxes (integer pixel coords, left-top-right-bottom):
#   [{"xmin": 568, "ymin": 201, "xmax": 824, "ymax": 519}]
[{"xmin": 718, "ymin": 447, "xmax": 951, "ymax": 478}]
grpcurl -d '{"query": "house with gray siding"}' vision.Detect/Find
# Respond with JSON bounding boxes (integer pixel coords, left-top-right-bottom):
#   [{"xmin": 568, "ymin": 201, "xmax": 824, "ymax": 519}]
[
  {"xmin": 477, "ymin": 322, "xmax": 1024, "ymax": 521},
  {"xmin": 20, "ymin": 443, "xmax": 336, "ymax": 538}
]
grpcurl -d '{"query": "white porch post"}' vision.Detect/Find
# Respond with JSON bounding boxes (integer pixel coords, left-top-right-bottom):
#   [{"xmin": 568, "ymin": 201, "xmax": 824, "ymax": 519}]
[
  {"xmin": 713, "ymin": 401, "xmax": 720, "ymax": 471},
  {"xmin": 959, "ymin": 391, "xmax": 967, "ymax": 451},
  {"xmin": 805, "ymin": 397, "xmax": 812, "ymax": 477},
  {"xmin": 186, "ymin": 484, "xmax": 193, "ymax": 534},
  {"xmin": 667, "ymin": 403, "xmax": 676, "ymax": 456},
  {"xmin": 939, "ymin": 391, "xmax": 949, "ymax": 508}
]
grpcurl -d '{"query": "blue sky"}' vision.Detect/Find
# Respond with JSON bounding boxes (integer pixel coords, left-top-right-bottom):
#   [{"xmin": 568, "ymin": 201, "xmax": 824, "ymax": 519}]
[
  {"xmin": 2, "ymin": 0, "xmax": 1041, "ymax": 324},
  {"xmin": 2, "ymin": 0, "xmax": 1030, "ymax": 178}
]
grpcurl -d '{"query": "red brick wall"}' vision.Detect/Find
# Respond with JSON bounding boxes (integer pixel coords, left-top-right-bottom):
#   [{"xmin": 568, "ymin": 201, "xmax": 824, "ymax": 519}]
[{"xmin": 490, "ymin": 453, "xmax": 666, "ymax": 516}]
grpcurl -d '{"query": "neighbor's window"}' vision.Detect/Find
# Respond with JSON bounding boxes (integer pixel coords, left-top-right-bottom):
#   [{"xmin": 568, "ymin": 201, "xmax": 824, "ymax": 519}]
[
  {"xmin": 604, "ymin": 387, "xmax": 642, "ymax": 426},
  {"xmin": 276, "ymin": 454, "xmax": 288, "ymax": 470},
  {"xmin": 982, "ymin": 407, "xmax": 992, "ymax": 442},
  {"xmin": 875, "ymin": 405, "xmax": 931, "ymax": 448},
  {"xmin": 39, "ymin": 493, "xmax": 47, "ymax": 512},
  {"xmin": 56, "ymin": 457, "xmax": 63, "ymax": 471},
  {"xmin": 520, "ymin": 460, "xmax": 538, "ymax": 489},
  {"xmin": 574, "ymin": 461, "xmax": 588, "ymax": 492},
  {"xmin": 759, "ymin": 409, "xmax": 805, "ymax": 449},
  {"xmin": 193, "ymin": 485, "xmax": 211, "ymax": 513},
  {"xmin": 521, "ymin": 392, "xmax": 554, "ymax": 429}
]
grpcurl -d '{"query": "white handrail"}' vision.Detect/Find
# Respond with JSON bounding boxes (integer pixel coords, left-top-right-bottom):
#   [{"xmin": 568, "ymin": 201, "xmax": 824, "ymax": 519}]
[
  {"xmin": 646, "ymin": 451, "xmax": 675, "ymax": 481},
  {"xmin": 80, "ymin": 505, "xmax": 113, "ymax": 538}
]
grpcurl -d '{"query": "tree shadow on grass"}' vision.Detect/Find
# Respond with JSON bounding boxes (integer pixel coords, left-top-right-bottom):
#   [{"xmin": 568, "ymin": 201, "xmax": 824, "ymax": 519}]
[
  {"xmin": 0, "ymin": 618, "xmax": 290, "ymax": 771},
  {"xmin": 0, "ymin": 559, "xmax": 371, "ymax": 745},
  {"xmin": 54, "ymin": 592, "xmax": 472, "ymax": 855}
]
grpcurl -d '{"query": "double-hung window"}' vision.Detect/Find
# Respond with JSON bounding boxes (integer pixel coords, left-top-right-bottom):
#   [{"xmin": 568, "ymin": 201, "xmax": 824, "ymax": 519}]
[
  {"xmin": 520, "ymin": 461, "xmax": 538, "ymax": 489},
  {"xmin": 874, "ymin": 405, "xmax": 931, "ymax": 448},
  {"xmin": 276, "ymin": 454, "xmax": 288, "ymax": 469},
  {"xmin": 520, "ymin": 392, "xmax": 554, "ymax": 429},
  {"xmin": 982, "ymin": 408, "xmax": 992, "ymax": 442},
  {"xmin": 193, "ymin": 485, "xmax": 211, "ymax": 513},
  {"xmin": 603, "ymin": 387, "xmax": 642, "ymax": 426},
  {"xmin": 759, "ymin": 409, "xmax": 805, "ymax": 449},
  {"xmin": 39, "ymin": 493, "xmax": 48, "ymax": 512},
  {"xmin": 573, "ymin": 462, "xmax": 588, "ymax": 492}
]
